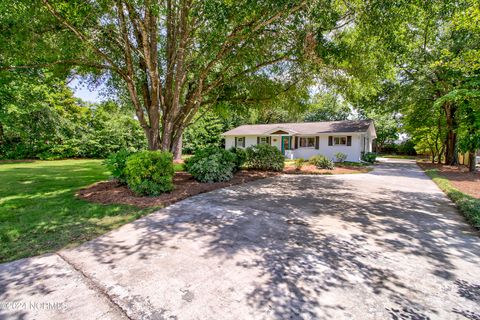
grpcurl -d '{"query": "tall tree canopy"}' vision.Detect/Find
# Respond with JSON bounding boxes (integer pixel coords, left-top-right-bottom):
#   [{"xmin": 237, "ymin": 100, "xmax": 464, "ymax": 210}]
[
  {"xmin": 1, "ymin": 0, "xmax": 407, "ymax": 158},
  {"xmin": 0, "ymin": 70, "xmax": 145, "ymax": 159},
  {"xmin": 2, "ymin": 0, "xmax": 477, "ymax": 165},
  {"xmin": 348, "ymin": 0, "xmax": 480, "ymax": 169}
]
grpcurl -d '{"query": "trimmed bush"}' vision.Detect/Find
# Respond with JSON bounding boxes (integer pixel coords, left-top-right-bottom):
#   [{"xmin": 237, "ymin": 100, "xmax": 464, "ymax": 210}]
[
  {"xmin": 185, "ymin": 147, "xmax": 237, "ymax": 182},
  {"xmin": 229, "ymin": 147, "xmax": 247, "ymax": 172},
  {"xmin": 124, "ymin": 151, "xmax": 174, "ymax": 195},
  {"xmin": 245, "ymin": 144, "xmax": 285, "ymax": 171},
  {"xmin": 334, "ymin": 152, "xmax": 347, "ymax": 163},
  {"xmin": 294, "ymin": 158, "xmax": 305, "ymax": 170},
  {"xmin": 362, "ymin": 152, "xmax": 377, "ymax": 163},
  {"xmin": 104, "ymin": 149, "xmax": 134, "ymax": 184},
  {"xmin": 309, "ymin": 155, "xmax": 334, "ymax": 170}
]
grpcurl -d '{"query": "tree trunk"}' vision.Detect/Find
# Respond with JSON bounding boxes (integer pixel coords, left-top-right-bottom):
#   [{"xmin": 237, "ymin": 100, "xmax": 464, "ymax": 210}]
[
  {"xmin": 438, "ymin": 146, "xmax": 445, "ymax": 164},
  {"xmin": 172, "ymin": 134, "xmax": 183, "ymax": 160},
  {"xmin": 444, "ymin": 103, "xmax": 458, "ymax": 165},
  {"xmin": 145, "ymin": 126, "xmax": 161, "ymax": 150},
  {"xmin": 468, "ymin": 151, "xmax": 476, "ymax": 172}
]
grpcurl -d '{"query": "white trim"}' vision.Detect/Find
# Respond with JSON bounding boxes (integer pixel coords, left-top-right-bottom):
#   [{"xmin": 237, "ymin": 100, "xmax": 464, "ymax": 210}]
[{"xmin": 263, "ymin": 127, "xmax": 298, "ymax": 135}]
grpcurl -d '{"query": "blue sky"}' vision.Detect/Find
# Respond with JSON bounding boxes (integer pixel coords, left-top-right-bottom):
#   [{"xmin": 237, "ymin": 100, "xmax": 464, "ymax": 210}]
[{"xmin": 68, "ymin": 78, "xmax": 103, "ymax": 103}]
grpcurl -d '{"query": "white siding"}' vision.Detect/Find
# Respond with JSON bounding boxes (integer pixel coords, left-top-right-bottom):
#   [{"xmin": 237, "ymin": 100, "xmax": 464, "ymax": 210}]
[
  {"xmin": 225, "ymin": 133, "xmax": 365, "ymax": 162},
  {"xmin": 293, "ymin": 134, "xmax": 362, "ymax": 162},
  {"xmin": 270, "ymin": 136, "xmax": 282, "ymax": 150},
  {"xmin": 224, "ymin": 135, "xmax": 258, "ymax": 149},
  {"xmin": 225, "ymin": 136, "xmax": 235, "ymax": 149}
]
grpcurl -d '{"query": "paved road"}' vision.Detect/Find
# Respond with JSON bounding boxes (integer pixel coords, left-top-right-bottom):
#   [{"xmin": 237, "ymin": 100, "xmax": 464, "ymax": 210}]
[{"xmin": 1, "ymin": 160, "xmax": 479, "ymax": 319}]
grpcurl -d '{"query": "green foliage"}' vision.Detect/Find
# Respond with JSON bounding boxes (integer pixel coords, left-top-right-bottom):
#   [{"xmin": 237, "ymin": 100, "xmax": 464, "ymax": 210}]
[
  {"xmin": 337, "ymin": 161, "xmax": 370, "ymax": 167},
  {"xmin": 294, "ymin": 158, "xmax": 305, "ymax": 170},
  {"xmin": 396, "ymin": 140, "xmax": 417, "ymax": 156},
  {"xmin": 0, "ymin": 71, "xmax": 146, "ymax": 160},
  {"xmin": 425, "ymin": 169, "xmax": 480, "ymax": 229},
  {"xmin": 104, "ymin": 149, "xmax": 133, "ymax": 184},
  {"xmin": 183, "ymin": 111, "xmax": 225, "ymax": 154},
  {"xmin": 309, "ymin": 155, "xmax": 334, "ymax": 170},
  {"xmin": 0, "ymin": 160, "xmax": 155, "ymax": 262},
  {"xmin": 245, "ymin": 144, "xmax": 285, "ymax": 172},
  {"xmin": 437, "ymin": 87, "xmax": 480, "ymax": 162},
  {"xmin": 229, "ymin": 147, "xmax": 247, "ymax": 171},
  {"xmin": 334, "ymin": 152, "xmax": 347, "ymax": 162},
  {"xmin": 124, "ymin": 151, "xmax": 174, "ymax": 196},
  {"xmin": 304, "ymin": 94, "xmax": 351, "ymax": 122},
  {"xmin": 361, "ymin": 152, "xmax": 377, "ymax": 163},
  {"xmin": 185, "ymin": 147, "xmax": 237, "ymax": 183}
]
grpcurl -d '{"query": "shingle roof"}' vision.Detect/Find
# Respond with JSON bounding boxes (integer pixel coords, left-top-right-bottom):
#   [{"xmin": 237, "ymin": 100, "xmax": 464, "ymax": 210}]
[{"xmin": 222, "ymin": 120, "xmax": 374, "ymax": 135}]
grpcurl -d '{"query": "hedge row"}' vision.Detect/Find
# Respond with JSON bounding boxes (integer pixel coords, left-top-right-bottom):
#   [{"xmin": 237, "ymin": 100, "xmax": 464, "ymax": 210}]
[
  {"xmin": 185, "ymin": 144, "xmax": 284, "ymax": 183},
  {"xmin": 105, "ymin": 144, "xmax": 285, "ymax": 195}
]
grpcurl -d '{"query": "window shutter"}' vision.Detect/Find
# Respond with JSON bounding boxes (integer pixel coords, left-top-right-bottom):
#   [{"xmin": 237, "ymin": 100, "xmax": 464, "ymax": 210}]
[
  {"xmin": 235, "ymin": 137, "xmax": 238, "ymax": 147},
  {"xmin": 267, "ymin": 136, "xmax": 271, "ymax": 145},
  {"xmin": 315, "ymin": 136, "xmax": 319, "ymax": 149},
  {"xmin": 347, "ymin": 136, "xmax": 352, "ymax": 146},
  {"xmin": 328, "ymin": 136, "xmax": 333, "ymax": 146},
  {"xmin": 294, "ymin": 136, "xmax": 298, "ymax": 149},
  {"xmin": 257, "ymin": 137, "xmax": 260, "ymax": 145}
]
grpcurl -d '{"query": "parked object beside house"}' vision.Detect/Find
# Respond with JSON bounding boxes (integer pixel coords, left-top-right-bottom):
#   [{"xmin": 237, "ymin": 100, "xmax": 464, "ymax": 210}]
[{"xmin": 222, "ymin": 120, "xmax": 376, "ymax": 162}]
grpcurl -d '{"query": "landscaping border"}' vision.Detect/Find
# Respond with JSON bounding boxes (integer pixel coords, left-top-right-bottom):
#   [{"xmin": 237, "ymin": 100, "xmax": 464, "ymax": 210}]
[{"xmin": 423, "ymin": 168, "xmax": 480, "ymax": 229}]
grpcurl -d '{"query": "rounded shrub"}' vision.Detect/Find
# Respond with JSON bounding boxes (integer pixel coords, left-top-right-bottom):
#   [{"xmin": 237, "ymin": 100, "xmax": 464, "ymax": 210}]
[
  {"xmin": 104, "ymin": 149, "xmax": 134, "ymax": 184},
  {"xmin": 294, "ymin": 158, "xmax": 305, "ymax": 171},
  {"xmin": 229, "ymin": 147, "xmax": 247, "ymax": 171},
  {"xmin": 309, "ymin": 155, "xmax": 334, "ymax": 170},
  {"xmin": 124, "ymin": 150, "xmax": 174, "ymax": 195},
  {"xmin": 334, "ymin": 152, "xmax": 347, "ymax": 163},
  {"xmin": 245, "ymin": 144, "xmax": 285, "ymax": 171},
  {"xmin": 185, "ymin": 146, "xmax": 237, "ymax": 183},
  {"xmin": 361, "ymin": 152, "xmax": 377, "ymax": 163}
]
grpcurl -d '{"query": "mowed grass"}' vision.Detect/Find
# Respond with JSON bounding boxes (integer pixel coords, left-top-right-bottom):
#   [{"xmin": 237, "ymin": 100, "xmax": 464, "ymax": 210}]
[{"xmin": 0, "ymin": 160, "xmax": 155, "ymax": 263}]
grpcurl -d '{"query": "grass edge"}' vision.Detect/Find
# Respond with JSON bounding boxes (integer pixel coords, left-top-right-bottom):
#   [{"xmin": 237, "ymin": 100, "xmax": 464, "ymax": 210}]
[{"xmin": 424, "ymin": 168, "xmax": 480, "ymax": 229}]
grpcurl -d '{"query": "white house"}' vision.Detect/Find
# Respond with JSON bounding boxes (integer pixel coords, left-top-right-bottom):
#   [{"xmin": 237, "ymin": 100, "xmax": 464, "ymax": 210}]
[{"xmin": 222, "ymin": 120, "xmax": 376, "ymax": 162}]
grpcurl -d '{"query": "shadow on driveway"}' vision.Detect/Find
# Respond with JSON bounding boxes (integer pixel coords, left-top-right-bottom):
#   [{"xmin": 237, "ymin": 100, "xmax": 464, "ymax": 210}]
[{"xmin": 1, "ymin": 160, "xmax": 479, "ymax": 319}]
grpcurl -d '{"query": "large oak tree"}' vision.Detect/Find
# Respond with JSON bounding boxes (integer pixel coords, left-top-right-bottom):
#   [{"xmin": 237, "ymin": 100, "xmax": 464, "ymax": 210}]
[
  {"xmin": 1, "ymin": 0, "xmax": 312, "ymax": 157},
  {"xmin": 2, "ymin": 0, "xmax": 405, "ymax": 158}
]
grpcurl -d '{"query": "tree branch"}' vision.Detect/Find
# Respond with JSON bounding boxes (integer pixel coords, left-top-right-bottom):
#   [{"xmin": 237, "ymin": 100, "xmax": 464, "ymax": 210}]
[
  {"xmin": 0, "ymin": 60, "xmax": 115, "ymax": 71},
  {"xmin": 42, "ymin": 0, "xmax": 125, "ymax": 77}
]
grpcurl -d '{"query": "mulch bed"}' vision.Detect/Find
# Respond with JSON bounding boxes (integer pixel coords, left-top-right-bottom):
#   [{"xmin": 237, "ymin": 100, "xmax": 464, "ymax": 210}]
[
  {"xmin": 77, "ymin": 170, "xmax": 279, "ymax": 208},
  {"xmin": 284, "ymin": 164, "xmax": 372, "ymax": 175},
  {"xmin": 417, "ymin": 162, "xmax": 480, "ymax": 199}
]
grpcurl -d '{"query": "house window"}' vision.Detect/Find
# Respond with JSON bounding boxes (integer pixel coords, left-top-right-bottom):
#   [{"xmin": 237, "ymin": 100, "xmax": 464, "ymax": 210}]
[
  {"xmin": 236, "ymin": 137, "xmax": 245, "ymax": 148},
  {"xmin": 333, "ymin": 136, "xmax": 347, "ymax": 145},
  {"xmin": 299, "ymin": 137, "xmax": 315, "ymax": 148},
  {"xmin": 260, "ymin": 137, "xmax": 268, "ymax": 144}
]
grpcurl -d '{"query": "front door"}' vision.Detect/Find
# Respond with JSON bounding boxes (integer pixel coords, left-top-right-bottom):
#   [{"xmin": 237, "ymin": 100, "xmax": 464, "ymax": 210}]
[{"xmin": 281, "ymin": 136, "xmax": 290, "ymax": 155}]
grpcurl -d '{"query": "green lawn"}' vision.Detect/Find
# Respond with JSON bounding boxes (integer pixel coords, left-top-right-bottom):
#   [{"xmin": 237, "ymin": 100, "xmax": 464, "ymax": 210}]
[
  {"xmin": 174, "ymin": 162, "xmax": 185, "ymax": 171},
  {"xmin": 0, "ymin": 160, "xmax": 155, "ymax": 263},
  {"xmin": 378, "ymin": 154, "xmax": 418, "ymax": 159}
]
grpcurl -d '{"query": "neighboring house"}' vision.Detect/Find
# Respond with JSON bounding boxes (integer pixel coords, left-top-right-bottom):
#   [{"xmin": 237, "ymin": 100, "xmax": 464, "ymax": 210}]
[{"xmin": 222, "ymin": 120, "xmax": 376, "ymax": 162}]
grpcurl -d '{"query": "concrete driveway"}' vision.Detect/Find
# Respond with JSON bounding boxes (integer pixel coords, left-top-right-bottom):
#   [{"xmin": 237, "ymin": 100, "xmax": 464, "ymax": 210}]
[{"xmin": 1, "ymin": 160, "xmax": 479, "ymax": 319}]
